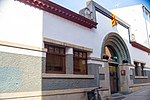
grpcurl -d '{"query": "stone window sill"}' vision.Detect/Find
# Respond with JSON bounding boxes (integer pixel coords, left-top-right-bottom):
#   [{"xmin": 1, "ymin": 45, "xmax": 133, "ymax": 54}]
[
  {"xmin": 42, "ymin": 73, "xmax": 94, "ymax": 79},
  {"xmin": 135, "ymin": 76, "xmax": 148, "ymax": 79}
]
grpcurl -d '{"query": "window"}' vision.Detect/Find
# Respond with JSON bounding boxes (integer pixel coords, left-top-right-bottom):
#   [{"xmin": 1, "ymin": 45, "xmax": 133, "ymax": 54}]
[
  {"xmin": 73, "ymin": 50, "xmax": 87, "ymax": 75},
  {"xmin": 134, "ymin": 61, "xmax": 145, "ymax": 76},
  {"xmin": 141, "ymin": 63, "xmax": 145, "ymax": 76},
  {"xmin": 45, "ymin": 43, "xmax": 65, "ymax": 74},
  {"xmin": 134, "ymin": 62, "xmax": 139, "ymax": 76}
]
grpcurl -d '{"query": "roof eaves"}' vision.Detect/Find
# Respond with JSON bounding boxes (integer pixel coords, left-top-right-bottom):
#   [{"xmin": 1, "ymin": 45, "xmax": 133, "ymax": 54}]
[
  {"xmin": 130, "ymin": 41, "xmax": 150, "ymax": 53},
  {"xmin": 16, "ymin": 0, "xmax": 97, "ymax": 29}
]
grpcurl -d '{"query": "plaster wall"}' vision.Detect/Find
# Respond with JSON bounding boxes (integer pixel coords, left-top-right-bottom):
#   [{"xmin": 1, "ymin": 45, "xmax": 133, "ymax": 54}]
[
  {"xmin": 130, "ymin": 46, "xmax": 150, "ymax": 66},
  {"xmin": 146, "ymin": 19, "xmax": 150, "ymax": 47},
  {"xmin": 0, "ymin": 0, "xmax": 43, "ymax": 48},
  {"xmin": 0, "ymin": 0, "xmax": 44, "ymax": 96},
  {"xmin": 112, "ymin": 5, "xmax": 149, "ymax": 48},
  {"xmin": 43, "ymin": 10, "xmax": 130, "ymax": 60},
  {"xmin": 111, "ymin": 5, "xmax": 150, "ymax": 66},
  {"xmin": 95, "ymin": 11, "xmax": 131, "ymax": 51},
  {"xmin": 43, "ymin": 11, "xmax": 100, "ymax": 58}
]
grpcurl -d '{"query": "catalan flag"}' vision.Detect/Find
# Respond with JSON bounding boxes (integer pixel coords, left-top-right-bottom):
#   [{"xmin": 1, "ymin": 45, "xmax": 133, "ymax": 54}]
[{"xmin": 112, "ymin": 14, "xmax": 118, "ymax": 26}]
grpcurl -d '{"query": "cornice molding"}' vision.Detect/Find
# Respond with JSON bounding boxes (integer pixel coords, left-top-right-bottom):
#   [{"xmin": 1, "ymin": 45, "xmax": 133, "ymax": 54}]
[
  {"xmin": 43, "ymin": 37, "xmax": 93, "ymax": 52},
  {"xmin": 130, "ymin": 41, "xmax": 150, "ymax": 53},
  {"xmin": 0, "ymin": 40, "xmax": 46, "ymax": 52}
]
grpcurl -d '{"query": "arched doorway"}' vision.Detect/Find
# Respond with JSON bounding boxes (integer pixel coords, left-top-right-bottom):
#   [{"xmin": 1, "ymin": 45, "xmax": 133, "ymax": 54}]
[
  {"xmin": 101, "ymin": 33, "xmax": 131, "ymax": 63},
  {"xmin": 101, "ymin": 33, "xmax": 131, "ymax": 93}
]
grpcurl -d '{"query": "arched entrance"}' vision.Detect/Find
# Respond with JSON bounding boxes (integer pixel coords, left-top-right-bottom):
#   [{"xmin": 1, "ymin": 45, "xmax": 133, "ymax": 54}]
[{"xmin": 101, "ymin": 33, "xmax": 131, "ymax": 93}]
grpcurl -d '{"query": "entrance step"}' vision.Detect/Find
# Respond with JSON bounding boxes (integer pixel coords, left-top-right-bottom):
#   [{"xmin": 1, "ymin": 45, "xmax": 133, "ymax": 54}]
[{"xmin": 111, "ymin": 93, "xmax": 126, "ymax": 100}]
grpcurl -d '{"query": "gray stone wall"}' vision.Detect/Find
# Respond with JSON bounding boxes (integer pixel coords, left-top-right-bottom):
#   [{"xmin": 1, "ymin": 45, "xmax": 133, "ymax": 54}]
[
  {"xmin": 88, "ymin": 63, "xmax": 100, "ymax": 86},
  {"xmin": 66, "ymin": 54, "xmax": 73, "ymax": 74},
  {"xmin": 131, "ymin": 68, "xmax": 150, "ymax": 84},
  {"xmin": 0, "ymin": 51, "xmax": 42, "ymax": 93},
  {"xmin": 42, "ymin": 63, "xmax": 100, "ymax": 90},
  {"xmin": 42, "ymin": 78, "xmax": 96, "ymax": 90}
]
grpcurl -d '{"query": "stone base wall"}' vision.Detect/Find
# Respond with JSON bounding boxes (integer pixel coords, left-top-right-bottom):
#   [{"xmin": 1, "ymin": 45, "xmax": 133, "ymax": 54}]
[
  {"xmin": 0, "ymin": 88, "xmax": 110, "ymax": 100},
  {"xmin": 42, "ymin": 88, "xmax": 110, "ymax": 100},
  {"xmin": 2, "ymin": 96, "xmax": 42, "ymax": 100},
  {"xmin": 129, "ymin": 83, "xmax": 150, "ymax": 93},
  {"xmin": 0, "ymin": 51, "xmax": 42, "ymax": 93},
  {"xmin": 130, "ymin": 68, "xmax": 150, "ymax": 84},
  {"xmin": 0, "ymin": 91, "xmax": 42, "ymax": 100},
  {"xmin": 43, "ymin": 92, "xmax": 87, "ymax": 100},
  {"xmin": 129, "ymin": 68, "xmax": 150, "ymax": 92},
  {"xmin": 42, "ymin": 63, "xmax": 100, "ymax": 91}
]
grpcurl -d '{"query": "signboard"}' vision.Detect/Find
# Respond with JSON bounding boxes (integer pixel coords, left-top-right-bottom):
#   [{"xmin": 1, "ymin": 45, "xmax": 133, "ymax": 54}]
[{"xmin": 121, "ymin": 70, "xmax": 126, "ymax": 76}]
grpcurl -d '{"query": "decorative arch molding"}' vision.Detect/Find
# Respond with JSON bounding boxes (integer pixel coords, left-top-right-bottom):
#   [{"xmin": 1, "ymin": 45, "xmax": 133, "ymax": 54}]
[{"xmin": 101, "ymin": 33, "xmax": 131, "ymax": 64}]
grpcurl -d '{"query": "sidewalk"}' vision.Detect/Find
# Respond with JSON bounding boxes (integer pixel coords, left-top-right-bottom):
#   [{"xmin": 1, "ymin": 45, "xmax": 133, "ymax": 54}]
[
  {"xmin": 111, "ymin": 86, "xmax": 150, "ymax": 100},
  {"xmin": 123, "ymin": 87, "xmax": 150, "ymax": 100},
  {"xmin": 111, "ymin": 93, "xmax": 126, "ymax": 100}
]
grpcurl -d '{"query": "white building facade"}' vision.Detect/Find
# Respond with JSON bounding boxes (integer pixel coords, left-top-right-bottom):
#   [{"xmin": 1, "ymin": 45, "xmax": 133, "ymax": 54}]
[
  {"xmin": 112, "ymin": 5, "xmax": 150, "ymax": 48},
  {"xmin": 112, "ymin": 4, "xmax": 150, "ymax": 90},
  {"xmin": 0, "ymin": 0, "xmax": 150, "ymax": 100}
]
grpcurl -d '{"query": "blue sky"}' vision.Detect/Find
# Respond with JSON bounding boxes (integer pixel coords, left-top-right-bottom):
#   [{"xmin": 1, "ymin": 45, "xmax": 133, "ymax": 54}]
[{"xmin": 51, "ymin": 0, "xmax": 150, "ymax": 13}]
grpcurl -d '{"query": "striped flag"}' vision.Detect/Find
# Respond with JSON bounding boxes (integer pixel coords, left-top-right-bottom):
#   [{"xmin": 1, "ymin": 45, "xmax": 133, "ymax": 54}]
[{"xmin": 112, "ymin": 14, "xmax": 118, "ymax": 26}]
